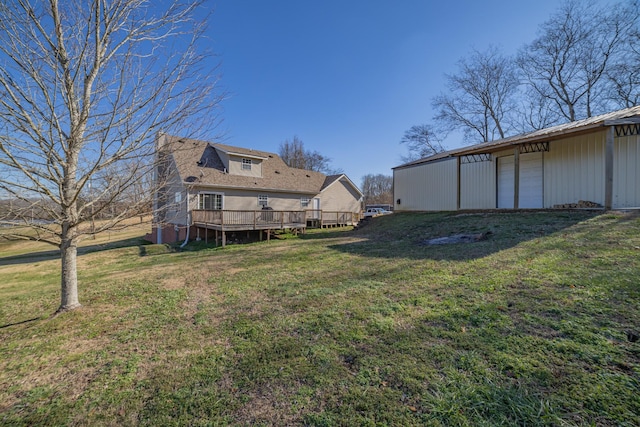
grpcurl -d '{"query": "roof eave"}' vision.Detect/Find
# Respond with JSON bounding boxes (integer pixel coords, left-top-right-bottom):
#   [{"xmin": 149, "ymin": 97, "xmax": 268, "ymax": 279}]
[{"xmin": 394, "ymin": 120, "xmax": 615, "ymax": 170}]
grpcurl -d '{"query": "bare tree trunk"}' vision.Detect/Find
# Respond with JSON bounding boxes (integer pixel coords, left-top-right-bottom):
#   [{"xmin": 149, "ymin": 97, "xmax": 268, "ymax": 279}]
[
  {"xmin": 59, "ymin": 223, "xmax": 80, "ymax": 312},
  {"xmin": 0, "ymin": 0, "xmax": 223, "ymax": 315}
]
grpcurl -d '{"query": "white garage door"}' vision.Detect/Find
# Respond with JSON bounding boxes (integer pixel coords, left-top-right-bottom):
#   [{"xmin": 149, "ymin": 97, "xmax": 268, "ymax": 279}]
[
  {"xmin": 497, "ymin": 156, "xmax": 514, "ymax": 208},
  {"xmin": 519, "ymin": 152, "xmax": 543, "ymax": 208}
]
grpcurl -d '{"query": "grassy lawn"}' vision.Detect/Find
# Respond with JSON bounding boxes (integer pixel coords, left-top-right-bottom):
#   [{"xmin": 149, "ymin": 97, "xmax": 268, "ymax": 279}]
[{"xmin": 1, "ymin": 211, "xmax": 639, "ymax": 426}]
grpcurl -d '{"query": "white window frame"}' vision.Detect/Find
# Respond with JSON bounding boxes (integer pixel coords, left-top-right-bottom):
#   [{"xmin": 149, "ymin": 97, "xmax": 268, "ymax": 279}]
[
  {"xmin": 175, "ymin": 192, "xmax": 182, "ymax": 204},
  {"xmin": 198, "ymin": 192, "xmax": 223, "ymax": 210},
  {"xmin": 258, "ymin": 195, "xmax": 268, "ymax": 207},
  {"xmin": 300, "ymin": 197, "xmax": 310, "ymax": 208},
  {"xmin": 242, "ymin": 158, "xmax": 252, "ymax": 171}
]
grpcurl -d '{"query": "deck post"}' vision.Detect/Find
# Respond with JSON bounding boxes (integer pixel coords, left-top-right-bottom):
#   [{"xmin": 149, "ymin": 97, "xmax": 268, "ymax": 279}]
[
  {"xmin": 222, "ymin": 230, "xmax": 226, "ymax": 248},
  {"xmin": 215, "ymin": 229, "xmax": 218, "ymax": 247}
]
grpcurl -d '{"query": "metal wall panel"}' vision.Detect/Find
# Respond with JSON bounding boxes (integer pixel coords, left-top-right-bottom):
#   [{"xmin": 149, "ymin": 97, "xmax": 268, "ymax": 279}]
[
  {"xmin": 544, "ymin": 131, "xmax": 606, "ymax": 207},
  {"xmin": 460, "ymin": 160, "xmax": 496, "ymax": 209},
  {"xmin": 613, "ymin": 134, "xmax": 640, "ymax": 208},
  {"xmin": 497, "ymin": 156, "xmax": 514, "ymax": 208},
  {"xmin": 519, "ymin": 152, "xmax": 543, "ymax": 208},
  {"xmin": 393, "ymin": 158, "xmax": 458, "ymax": 211}
]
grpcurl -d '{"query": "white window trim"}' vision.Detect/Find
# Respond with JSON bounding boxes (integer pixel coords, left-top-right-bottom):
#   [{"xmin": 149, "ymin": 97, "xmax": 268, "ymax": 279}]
[
  {"xmin": 242, "ymin": 158, "xmax": 252, "ymax": 170},
  {"xmin": 198, "ymin": 192, "xmax": 224, "ymax": 210},
  {"xmin": 300, "ymin": 197, "xmax": 310, "ymax": 208},
  {"xmin": 258, "ymin": 194, "xmax": 268, "ymax": 207}
]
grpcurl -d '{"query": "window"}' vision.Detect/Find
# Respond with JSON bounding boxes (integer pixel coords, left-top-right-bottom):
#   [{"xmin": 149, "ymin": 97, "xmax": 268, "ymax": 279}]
[
  {"xmin": 300, "ymin": 197, "xmax": 310, "ymax": 208},
  {"xmin": 242, "ymin": 158, "xmax": 252, "ymax": 170},
  {"xmin": 258, "ymin": 195, "xmax": 268, "ymax": 207},
  {"xmin": 198, "ymin": 193, "xmax": 223, "ymax": 210},
  {"xmin": 175, "ymin": 192, "xmax": 182, "ymax": 204}
]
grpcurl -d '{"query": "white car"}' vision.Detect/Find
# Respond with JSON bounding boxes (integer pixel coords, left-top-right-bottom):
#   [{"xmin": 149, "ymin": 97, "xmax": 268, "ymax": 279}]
[{"xmin": 364, "ymin": 208, "xmax": 392, "ymax": 217}]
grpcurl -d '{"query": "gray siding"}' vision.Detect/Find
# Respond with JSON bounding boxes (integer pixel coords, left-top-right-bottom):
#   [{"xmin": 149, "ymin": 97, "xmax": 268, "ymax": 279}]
[
  {"xmin": 190, "ymin": 188, "xmax": 312, "ymax": 211},
  {"xmin": 159, "ymin": 158, "xmax": 189, "ymax": 226},
  {"xmin": 319, "ymin": 178, "xmax": 362, "ymax": 212},
  {"xmin": 228, "ymin": 155, "xmax": 263, "ymax": 178}
]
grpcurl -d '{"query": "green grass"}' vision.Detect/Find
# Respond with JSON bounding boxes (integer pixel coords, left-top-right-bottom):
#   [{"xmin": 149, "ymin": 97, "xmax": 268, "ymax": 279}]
[{"xmin": 1, "ymin": 211, "xmax": 639, "ymax": 426}]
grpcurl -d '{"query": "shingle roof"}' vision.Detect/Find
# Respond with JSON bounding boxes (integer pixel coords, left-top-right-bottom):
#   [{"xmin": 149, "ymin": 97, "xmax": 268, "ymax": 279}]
[
  {"xmin": 163, "ymin": 135, "xmax": 328, "ymax": 194},
  {"xmin": 394, "ymin": 105, "xmax": 640, "ymax": 170},
  {"xmin": 320, "ymin": 174, "xmax": 364, "ymax": 197},
  {"xmin": 321, "ymin": 174, "xmax": 343, "ymax": 191}
]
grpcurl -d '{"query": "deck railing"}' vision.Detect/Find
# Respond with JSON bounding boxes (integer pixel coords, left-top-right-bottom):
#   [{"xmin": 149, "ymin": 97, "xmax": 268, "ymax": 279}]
[
  {"xmin": 191, "ymin": 209, "xmax": 360, "ymax": 229},
  {"xmin": 305, "ymin": 210, "xmax": 360, "ymax": 227},
  {"xmin": 191, "ymin": 209, "xmax": 306, "ymax": 228}
]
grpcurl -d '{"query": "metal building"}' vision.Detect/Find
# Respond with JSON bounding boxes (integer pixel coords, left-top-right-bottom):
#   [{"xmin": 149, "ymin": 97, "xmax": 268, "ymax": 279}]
[{"xmin": 393, "ymin": 106, "xmax": 640, "ymax": 211}]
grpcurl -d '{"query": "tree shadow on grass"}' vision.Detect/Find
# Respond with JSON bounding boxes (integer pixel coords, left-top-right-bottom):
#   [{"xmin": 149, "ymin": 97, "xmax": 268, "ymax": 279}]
[
  {"xmin": 0, "ymin": 317, "xmax": 41, "ymax": 329},
  {"xmin": 326, "ymin": 211, "xmax": 602, "ymax": 262},
  {"xmin": 300, "ymin": 228, "xmax": 355, "ymax": 240},
  {"xmin": 0, "ymin": 237, "xmax": 147, "ymax": 266}
]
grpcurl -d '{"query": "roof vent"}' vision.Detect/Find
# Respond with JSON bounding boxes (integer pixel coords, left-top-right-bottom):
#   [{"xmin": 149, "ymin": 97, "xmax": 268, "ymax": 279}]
[
  {"xmin": 268, "ymin": 154, "xmax": 273, "ymax": 158},
  {"xmin": 196, "ymin": 161, "xmax": 203, "ymax": 166},
  {"xmin": 275, "ymin": 170, "xmax": 280, "ymax": 174},
  {"xmin": 306, "ymin": 174, "xmax": 310, "ymax": 178}
]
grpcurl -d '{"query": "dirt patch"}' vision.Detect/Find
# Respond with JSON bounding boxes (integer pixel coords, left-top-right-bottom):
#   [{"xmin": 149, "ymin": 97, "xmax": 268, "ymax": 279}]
[{"xmin": 420, "ymin": 231, "xmax": 492, "ymax": 245}]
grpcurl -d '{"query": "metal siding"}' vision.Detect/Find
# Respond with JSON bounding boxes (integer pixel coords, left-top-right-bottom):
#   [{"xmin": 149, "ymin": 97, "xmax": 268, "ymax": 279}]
[
  {"xmin": 497, "ymin": 156, "xmax": 515, "ymax": 208},
  {"xmin": 519, "ymin": 152, "xmax": 543, "ymax": 208},
  {"xmin": 460, "ymin": 160, "xmax": 495, "ymax": 209},
  {"xmin": 394, "ymin": 159, "xmax": 457, "ymax": 211},
  {"xmin": 613, "ymin": 134, "xmax": 640, "ymax": 208},
  {"xmin": 544, "ymin": 131, "xmax": 606, "ymax": 207}
]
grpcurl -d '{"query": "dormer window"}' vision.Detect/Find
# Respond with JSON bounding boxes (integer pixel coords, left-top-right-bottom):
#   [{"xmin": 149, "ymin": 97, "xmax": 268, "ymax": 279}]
[{"xmin": 242, "ymin": 158, "xmax": 252, "ymax": 170}]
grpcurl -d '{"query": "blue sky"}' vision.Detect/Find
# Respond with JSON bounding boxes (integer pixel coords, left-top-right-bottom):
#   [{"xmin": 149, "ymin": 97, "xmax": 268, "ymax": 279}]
[{"xmin": 205, "ymin": 0, "xmax": 580, "ymax": 185}]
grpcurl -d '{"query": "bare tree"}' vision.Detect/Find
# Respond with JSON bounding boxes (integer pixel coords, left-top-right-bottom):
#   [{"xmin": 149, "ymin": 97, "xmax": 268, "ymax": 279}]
[
  {"xmin": 515, "ymin": 90, "xmax": 563, "ymax": 132},
  {"xmin": 517, "ymin": 0, "xmax": 635, "ymax": 122},
  {"xmin": 279, "ymin": 136, "xmax": 340, "ymax": 174},
  {"xmin": 361, "ymin": 174, "xmax": 392, "ymax": 206},
  {"xmin": 607, "ymin": 7, "xmax": 640, "ymax": 108},
  {"xmin": 399, "ymin": 124, "xmax": 445, "ymax": 162},
  {"xmin": 432, "ymin": 46, "xmax": 520, "ymax": 143},
  {"xmin": 0, "ymin": 0, "xmax": 223, "ymax": 313}
]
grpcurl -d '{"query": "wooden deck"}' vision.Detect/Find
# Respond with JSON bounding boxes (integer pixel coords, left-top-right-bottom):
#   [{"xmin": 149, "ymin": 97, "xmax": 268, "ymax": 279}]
[
  {"xmin": 304, "ymin": 210, "xmax": 360, "ymax": 228},
  {"xmin": 190, "ymin": 209, "xmax": 359, "ymax": 247}
]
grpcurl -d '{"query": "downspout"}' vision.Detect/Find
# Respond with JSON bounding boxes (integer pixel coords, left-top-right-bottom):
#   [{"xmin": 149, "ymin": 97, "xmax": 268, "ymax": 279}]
[{"xmin": 180, "ymin": 190, "xmax": 190, "ymax": 248}]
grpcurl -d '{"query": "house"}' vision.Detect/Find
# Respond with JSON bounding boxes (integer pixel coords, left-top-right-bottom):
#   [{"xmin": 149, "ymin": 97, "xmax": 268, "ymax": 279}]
[
  {"xmin": 150, "ymin": 134, "xmax": 363, "ymax": 244},
  {"xmin": 393, "ymin": 106, "xmax": 640, "ymax": 212}
]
